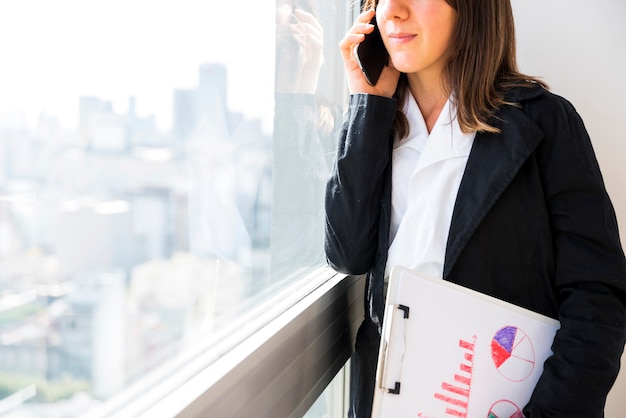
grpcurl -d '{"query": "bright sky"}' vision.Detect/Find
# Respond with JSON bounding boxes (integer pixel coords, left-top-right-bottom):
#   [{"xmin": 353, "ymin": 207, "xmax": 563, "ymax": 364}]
[{"xmin": 0, "ymin": 0, "xmax": 275, "ymax": 132}]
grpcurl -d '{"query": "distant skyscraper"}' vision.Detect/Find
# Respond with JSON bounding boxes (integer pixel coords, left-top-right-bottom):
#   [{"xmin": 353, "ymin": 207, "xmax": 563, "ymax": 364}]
[
  {"xmin": 198, "ymin": 63, "xmax": 227, "ymax": 115},
  {"xmin": 172, "ymin": 63, "xmax": 230, "ymax": 142},
  {"xmin": 79, "ymin": 97, "xmax": 128, "ymax": 152},
  {"xmin": 172, "ymin": 88, "xmax": 197, "ymax": 141},
  {"xmin": 79, "ymin": 97, "xmax": 113, "ymax": 133}
]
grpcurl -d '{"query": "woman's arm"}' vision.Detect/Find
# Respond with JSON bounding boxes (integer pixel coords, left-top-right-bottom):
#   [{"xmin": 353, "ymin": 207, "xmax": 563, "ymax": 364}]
[
  {"xmin": 324, "ymin": 93, "xmax": 396, "ymax": 274},
  {"xmin": 525, "ymin": 95, "xmax": 626, "ymax": 417}
]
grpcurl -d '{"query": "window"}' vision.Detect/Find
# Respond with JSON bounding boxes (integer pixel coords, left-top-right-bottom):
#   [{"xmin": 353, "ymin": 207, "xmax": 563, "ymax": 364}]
[{"xmin": 0, "ymin": 0, "xmax": 352, "ymax": 416}]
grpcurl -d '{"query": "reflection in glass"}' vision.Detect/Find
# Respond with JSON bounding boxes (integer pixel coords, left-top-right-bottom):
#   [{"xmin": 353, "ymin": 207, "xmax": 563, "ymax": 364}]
[{"xmin": 0, "ymin": 0, "xmax": 345, "ymax": 415}]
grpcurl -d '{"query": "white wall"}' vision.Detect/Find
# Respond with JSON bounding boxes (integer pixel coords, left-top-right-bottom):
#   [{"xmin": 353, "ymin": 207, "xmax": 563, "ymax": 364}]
[{"xmin": 511, "ymin": 1, "xmax": 626, "ymax": 415}]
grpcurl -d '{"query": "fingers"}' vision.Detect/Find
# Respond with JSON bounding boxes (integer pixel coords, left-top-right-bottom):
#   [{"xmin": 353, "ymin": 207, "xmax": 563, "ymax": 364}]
[
  {"xmin": 339, "ymin": 9, "xmax": 376, "ymax": 58},
  {"xmin": 356, "ymin": 8, "xmax": 376, "ymax": 24},
  {"xmin": 338, "ymin": 9, "xmax": 400, "ymax": 97},
  {"xmin": 289, "ymin": 20, "xmax": 323, "ymax": 44},
  {"xmin": 292, "ymin": 9, "xmax": 322, "ymax": 33},
  {"xmin": 285, "ymin": 11, "xmax": 323, "ymax": 57},
  {"xmin": 283, "ymin": 8, "xmax": 323, "ymax": 49},
  {"xmin": 338, "ymin": 9, "xmax": 377, "ymax": 93}
]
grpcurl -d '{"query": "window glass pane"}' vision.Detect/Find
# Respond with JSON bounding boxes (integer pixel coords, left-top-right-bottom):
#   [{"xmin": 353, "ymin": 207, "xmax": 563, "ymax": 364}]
[
  {"xmin": 303, "ymin": 362, "xmax": 349, "ymax": 418},
  {"xmin": 0, "ymin": 0, "xmax": 346, "ymax": 415}
]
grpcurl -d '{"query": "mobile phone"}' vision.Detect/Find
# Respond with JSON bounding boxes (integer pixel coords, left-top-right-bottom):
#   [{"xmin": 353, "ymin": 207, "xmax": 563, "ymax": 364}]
[{"xmin": 355, "ymin": 17, "xmax": 389, "ymax": 86}]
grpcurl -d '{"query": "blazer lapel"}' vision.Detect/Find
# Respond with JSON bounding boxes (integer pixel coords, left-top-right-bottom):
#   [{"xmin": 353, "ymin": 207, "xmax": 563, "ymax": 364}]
[{"xmin": 443, "ymin": 103, "xmax": 545, "ymax": 278}]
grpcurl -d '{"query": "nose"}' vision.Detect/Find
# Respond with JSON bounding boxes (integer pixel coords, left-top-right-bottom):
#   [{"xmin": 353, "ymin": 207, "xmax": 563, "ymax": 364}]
[{"xmin": 378, "ymin": 0, "xmax": 409, "ymax": 21}]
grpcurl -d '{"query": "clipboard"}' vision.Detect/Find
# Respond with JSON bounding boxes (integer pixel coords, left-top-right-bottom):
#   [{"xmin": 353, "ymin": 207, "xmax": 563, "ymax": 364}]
[{"xmin": 371, "ymin": 267, "xmax": 560, "ymax": 418}]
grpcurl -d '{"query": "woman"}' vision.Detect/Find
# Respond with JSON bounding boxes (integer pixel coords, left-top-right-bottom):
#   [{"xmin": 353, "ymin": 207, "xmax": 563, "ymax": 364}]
[{"xmin": 324, "ymin": 0, "xmax": 626, "ymax": 417}]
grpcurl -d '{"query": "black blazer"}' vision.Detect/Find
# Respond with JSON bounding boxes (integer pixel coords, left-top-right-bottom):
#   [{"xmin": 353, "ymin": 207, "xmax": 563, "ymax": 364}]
[{"xmin": 325, "ymin": 86, "xmax": 626, "ymax": 417}]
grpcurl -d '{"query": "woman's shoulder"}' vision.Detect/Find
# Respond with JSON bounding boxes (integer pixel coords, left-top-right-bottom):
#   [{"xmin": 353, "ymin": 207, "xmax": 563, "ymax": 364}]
[
  {"xmin": 504, "ymin": 83, "xmax": 582, "ymax": 133},
  {"xmin": 505, "ymin": 83, "xmax": 575, "ymax": 112}
]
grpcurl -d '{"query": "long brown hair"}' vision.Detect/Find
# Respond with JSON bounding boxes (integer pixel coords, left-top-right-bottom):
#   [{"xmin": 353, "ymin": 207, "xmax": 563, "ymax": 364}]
[{"xmin": 362, "ymin": 0, "xmax": 547, "ymax": 136}]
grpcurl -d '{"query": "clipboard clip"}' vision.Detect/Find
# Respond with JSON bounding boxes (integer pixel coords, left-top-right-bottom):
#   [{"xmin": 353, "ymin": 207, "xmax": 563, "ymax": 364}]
[{"xmin": 377, "ymin": 304, "xmax": 410, "ymax": 395}]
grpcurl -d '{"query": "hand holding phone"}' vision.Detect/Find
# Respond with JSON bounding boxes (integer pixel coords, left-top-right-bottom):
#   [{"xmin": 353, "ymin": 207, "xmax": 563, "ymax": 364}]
[
  {"xmin": 339, "ymin": 10, "xmax": 398, "ymax": 96},
  {"xmin": 354, "ymin": 17, "xmax": 389, "ymax": 86}
]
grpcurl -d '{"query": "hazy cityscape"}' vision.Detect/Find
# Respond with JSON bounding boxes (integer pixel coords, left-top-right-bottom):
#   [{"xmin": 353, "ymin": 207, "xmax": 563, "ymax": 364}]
[{"xmin": 0, "ymin": 63, "xmax": 275, "ymax": 416}]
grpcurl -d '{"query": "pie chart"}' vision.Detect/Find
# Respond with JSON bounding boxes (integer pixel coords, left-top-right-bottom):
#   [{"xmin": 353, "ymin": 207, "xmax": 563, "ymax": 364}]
[
  {"xmin": 491, "ymin": 325, "xmax": 536, "ymax": 381},
  {"xmin": 488, "ymin": 400, "xmax": 523, "ymax": 418}
]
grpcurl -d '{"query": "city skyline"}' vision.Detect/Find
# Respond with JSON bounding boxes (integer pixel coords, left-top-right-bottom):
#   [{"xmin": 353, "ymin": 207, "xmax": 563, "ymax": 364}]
[{"xmin": 0, "ymin": 54, "xmax": 275, "ymax": 414}]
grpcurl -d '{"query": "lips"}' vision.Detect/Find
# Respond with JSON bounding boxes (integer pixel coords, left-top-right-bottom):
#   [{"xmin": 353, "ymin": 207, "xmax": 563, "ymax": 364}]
[{"xmin": 387, "ymin": 32, "xmax": 417, "ymax": 45}]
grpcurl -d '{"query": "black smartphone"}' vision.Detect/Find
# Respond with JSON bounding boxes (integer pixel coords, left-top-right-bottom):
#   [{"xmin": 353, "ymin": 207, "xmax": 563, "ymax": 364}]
[{"xmin": 355, "ymin": 17, "xmax": 389, "ymax": 86}]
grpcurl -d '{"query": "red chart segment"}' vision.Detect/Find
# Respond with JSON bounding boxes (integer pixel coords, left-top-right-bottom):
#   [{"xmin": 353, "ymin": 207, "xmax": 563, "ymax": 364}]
[{"xmin": 491, "ymin": 326, "xmax": 536, "ymax": 382}]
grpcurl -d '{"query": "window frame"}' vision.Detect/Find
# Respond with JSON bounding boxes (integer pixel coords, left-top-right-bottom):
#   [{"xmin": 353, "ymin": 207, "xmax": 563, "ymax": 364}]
[{"xmin": 85, "ymin": 270, "xmax": 364, "ymax": 418}]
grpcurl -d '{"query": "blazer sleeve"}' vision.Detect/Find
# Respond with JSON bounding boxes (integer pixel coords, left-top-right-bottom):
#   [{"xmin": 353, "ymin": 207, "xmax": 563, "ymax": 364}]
[
  {"xmin": 324, "ymin": 94, "xmax": 396, "ymax": 274},
  {"xmin": 525, "ymin": 97, "xmax": 626, "ymax": 417}
]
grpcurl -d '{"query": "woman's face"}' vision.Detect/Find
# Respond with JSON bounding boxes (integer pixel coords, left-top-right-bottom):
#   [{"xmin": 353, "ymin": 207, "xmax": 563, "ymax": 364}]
[{"xmin": 376, "ymin": 0, "xmax": 457, "ymax": 78}]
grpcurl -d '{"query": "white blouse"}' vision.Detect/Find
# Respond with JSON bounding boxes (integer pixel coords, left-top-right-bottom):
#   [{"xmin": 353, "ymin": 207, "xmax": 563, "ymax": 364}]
[{"xmin": 385, "ymin": 92, "xmax": 476, "ymax": 280}]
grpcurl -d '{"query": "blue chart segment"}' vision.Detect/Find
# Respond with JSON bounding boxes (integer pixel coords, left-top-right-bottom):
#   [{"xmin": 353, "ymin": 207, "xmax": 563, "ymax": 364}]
[{"xmin": 490, "ymin": 326, "xmax": 535, "ymax": 382}]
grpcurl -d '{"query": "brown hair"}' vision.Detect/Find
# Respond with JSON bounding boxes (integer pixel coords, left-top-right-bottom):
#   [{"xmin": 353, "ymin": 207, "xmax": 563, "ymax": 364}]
[{"xmin": 362, "ymin": 0, "xmax": 547, "ymax": 136}]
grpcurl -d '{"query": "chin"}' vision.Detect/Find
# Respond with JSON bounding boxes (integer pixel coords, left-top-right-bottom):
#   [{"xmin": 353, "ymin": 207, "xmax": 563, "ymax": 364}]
[
  {"xmin": 391, "ymin": 61, "xmax": 417, "ymax": 74},
  {"xmin": 389, "ymin": 55, "xmax": 419, "ymax": 74}
]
